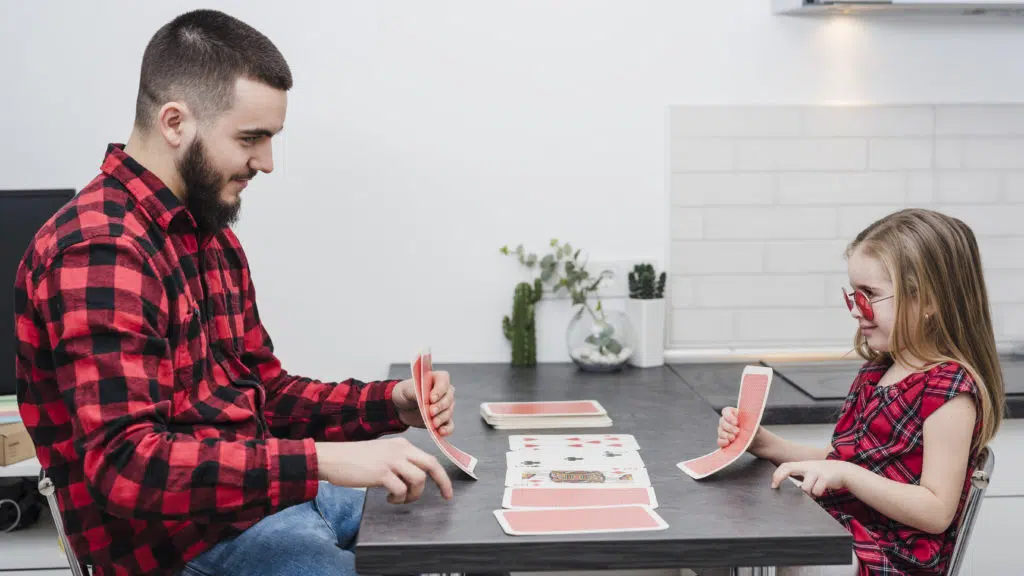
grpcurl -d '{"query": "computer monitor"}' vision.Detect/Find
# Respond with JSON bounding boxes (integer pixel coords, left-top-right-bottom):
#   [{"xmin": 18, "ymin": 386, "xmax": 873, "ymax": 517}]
[{"xmin": 1, "ymin": 189, "xmax": 76, "ymax": 396}]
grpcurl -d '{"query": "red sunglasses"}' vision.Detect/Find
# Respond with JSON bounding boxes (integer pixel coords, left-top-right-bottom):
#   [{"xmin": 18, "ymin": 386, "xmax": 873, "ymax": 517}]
[{"xmin": 842, "ymin": 287, "xmax": 893, "ymax": 322}]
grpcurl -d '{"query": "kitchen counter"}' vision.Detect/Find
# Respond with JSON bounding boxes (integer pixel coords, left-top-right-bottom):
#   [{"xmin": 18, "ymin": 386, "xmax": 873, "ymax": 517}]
[{"xmin": 669, "ymin": 355, "xmax": 1024, "ymax": 426}]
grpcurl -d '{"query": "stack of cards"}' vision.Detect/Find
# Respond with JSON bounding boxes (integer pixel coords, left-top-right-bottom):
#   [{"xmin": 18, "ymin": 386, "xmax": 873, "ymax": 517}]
[
  {"xmin": 411, "ymin": 349, "xmax": 479, "ymax": 479},
  {"xmin": 479, "ymin": 400, "xmax": 613, "ymax": 430},
  {"xmin": 493, "ymin": 433, "xmax": 668, "ymax": 536},
  {"xmin": 677, "ymin": 365, "xmax": 773, "ymax": 480}
]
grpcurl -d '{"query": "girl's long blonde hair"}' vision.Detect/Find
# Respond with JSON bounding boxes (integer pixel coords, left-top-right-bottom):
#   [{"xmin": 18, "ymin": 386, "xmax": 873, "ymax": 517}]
[{"xmin": 847, "ymin": 208, "xmax": 1005, "ymax": 450}]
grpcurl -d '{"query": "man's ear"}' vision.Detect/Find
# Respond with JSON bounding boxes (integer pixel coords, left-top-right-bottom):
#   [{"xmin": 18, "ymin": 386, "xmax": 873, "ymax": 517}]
[{"xmin": 156, "ymin": 101, "xmax": 196, "ymax": 149}]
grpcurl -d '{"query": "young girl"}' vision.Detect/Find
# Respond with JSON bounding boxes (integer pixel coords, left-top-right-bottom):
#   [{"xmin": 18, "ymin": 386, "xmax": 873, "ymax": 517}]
[{"xmin": 717, "ymin": 208, "xmax": 1006, "ymax": 576}]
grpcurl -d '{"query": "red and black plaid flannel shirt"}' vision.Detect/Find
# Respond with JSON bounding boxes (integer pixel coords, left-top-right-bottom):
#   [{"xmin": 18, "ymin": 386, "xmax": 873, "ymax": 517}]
[
  {"xmin": 820, "ymin": 359, "xmax": 981, "ymax": 576},
  {"xmin": 14, "ymin": 144, "xmax": 407, "ymax": 575}
]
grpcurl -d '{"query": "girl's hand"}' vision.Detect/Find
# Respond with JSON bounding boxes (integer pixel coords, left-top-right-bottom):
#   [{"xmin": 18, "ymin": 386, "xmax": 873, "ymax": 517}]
[
  {"xmin": 717, "ymin": 407, "xmax": 741, "ymax": 448},
  {"xmin": 771, "ymin": 460, "xmax": 852, "ymax": 497}
]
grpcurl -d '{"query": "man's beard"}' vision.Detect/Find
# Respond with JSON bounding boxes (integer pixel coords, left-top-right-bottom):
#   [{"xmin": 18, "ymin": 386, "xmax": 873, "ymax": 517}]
[{"xmin": 177, "ymin": 137, "xmax": 252, "ymax": 235}]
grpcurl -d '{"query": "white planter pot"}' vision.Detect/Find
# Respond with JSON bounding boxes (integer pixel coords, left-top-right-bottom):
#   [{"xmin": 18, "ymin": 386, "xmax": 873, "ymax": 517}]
[{"xmin": 626, "ymin": 298, "xmax": 665, "ymax": 368}]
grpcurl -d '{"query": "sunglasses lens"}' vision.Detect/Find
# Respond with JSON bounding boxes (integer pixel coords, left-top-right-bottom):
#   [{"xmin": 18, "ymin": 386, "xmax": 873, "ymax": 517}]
[{"xmin": 854, "ymin": 291, "xmax": 874, "ymax": 321}]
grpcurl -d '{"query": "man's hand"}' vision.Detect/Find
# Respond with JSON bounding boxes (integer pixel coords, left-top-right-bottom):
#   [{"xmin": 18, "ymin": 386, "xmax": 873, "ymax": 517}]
[
  {"xmin": 393, "ymin": 371, "xmax": 456, "ymax": 436},
  {"xmin": 771, "ymin": 460, "xmax": 853, "ymax": 497},
  {"xmin": 316, "ymin": 438, "xmax": 454, "ymax": 504}
]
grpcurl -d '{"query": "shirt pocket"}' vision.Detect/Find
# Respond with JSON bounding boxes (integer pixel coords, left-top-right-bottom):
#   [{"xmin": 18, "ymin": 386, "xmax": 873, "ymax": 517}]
[{"xmin": 173, "ymin": 301, "xmax": 209, "ymax": 390}]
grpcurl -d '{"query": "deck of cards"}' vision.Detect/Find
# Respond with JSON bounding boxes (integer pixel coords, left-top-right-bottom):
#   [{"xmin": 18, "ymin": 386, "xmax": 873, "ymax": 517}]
[
  {"xmin": 677, "ymin": 365, "xmax": 773, "ymax": 480},
  {"xmin": 480, "ymin": 400, "xmax": 613, "ymax": 430},
  {"xmin": 494, "ymin": 432, "xmax": 668, "ymax": 536}
]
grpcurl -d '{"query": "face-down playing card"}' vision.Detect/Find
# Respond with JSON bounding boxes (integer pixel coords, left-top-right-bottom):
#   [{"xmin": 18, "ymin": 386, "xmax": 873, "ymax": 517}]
[
  {"xmin": 412, "ymin": 349, "xmax": 478, "ymax": 479},
  {"xmin": 677, "ymin": 365, "xmax": 773, "ymax": 480},
  {"xmin": 502, "ymin": 486, "xmax": 658, "ymax": 509},
  {"xmin": 493, "ymin": 505, "xmax": 668, "ymax": 536}
]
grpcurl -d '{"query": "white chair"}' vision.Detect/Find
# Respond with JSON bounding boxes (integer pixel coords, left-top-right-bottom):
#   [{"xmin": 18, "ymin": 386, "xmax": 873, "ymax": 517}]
[{"xmin": 946, "ymin": 445, "xmax": 994, "ymax": 576}]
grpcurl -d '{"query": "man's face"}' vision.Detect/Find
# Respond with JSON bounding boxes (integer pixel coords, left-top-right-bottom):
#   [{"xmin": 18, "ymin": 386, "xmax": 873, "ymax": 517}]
[{"xmin": 176, "ymin": 77, "xmax": 286, "ymax": 234}]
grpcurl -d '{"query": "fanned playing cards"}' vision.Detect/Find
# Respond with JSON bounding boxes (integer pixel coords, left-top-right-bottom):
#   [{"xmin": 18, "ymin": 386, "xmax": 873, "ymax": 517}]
[
  {"xmin": 411, "ymin": 349, "xmax": 478, "ymax": 479},
  {"xmin": 677, "ymin": 365, "xmax": 773, "ymax": 480}
]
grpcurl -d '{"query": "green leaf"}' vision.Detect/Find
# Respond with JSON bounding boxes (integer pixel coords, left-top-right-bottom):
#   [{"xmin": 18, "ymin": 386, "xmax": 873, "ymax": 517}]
[{"xmin": 605, "ymin": 338, "xmax": 622, "ymax": 355}]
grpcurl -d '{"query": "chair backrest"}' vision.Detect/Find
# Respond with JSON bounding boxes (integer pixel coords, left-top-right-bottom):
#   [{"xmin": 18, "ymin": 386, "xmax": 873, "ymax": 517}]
[{"xmin": 946, "ymin": 446, "xmax": 995, "ymax": 576}]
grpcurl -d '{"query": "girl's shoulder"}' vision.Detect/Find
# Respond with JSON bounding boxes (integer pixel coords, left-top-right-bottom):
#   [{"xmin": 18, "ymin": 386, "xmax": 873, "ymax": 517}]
[{"xmin": 910, "ymin": 360, "xmax": 981, "ymax": 421}]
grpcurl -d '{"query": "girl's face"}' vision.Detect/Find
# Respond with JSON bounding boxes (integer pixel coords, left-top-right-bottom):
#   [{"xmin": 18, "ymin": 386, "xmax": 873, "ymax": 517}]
[{"xmin": 845, "ymin": 247, "xmax": 896, "ymax": 352}]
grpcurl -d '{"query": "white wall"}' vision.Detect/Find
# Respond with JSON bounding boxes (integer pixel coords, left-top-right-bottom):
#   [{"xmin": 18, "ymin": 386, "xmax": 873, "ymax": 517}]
[{"xmin": 3, "ymin": 1, "xmax": 1024, "ymax": 381}]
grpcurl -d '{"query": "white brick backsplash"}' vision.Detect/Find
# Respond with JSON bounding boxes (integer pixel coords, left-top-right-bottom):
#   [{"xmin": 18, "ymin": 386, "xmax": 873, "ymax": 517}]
[
  {"xmin": 672, "ymin": 138, "xmax": 734, "ymax": 172},
  {"xmin": 802, "ymin": 106, "xmax": 933, "ymax": 137},
  {"xmin": 702, "ymin": 206, "xmax": 837, "ymax": 240},
  {"xmin": 976, "ymin": 237, "xmax": 1024, "ymax": 269},
  {"xmin": 670, "ymin": 206, "xmax": 704, "ymax": 239},
  {"xmin": 735, "ymin": 309, "xmax": 852, "ymax": 341},
  {"xmin": 763, "ymin": 240, "xmax": 851, "ymax": 273},
  {"xmin": 671, "ymin": 173, "xmax": 775, "ymax": 206},
  {"xmin": 936, "ymin": 105, "xmax": 1024, "ymax": 136},
  {"xmin": 777, "ymin": 172, "xmax": 905, "ymax": 204},
  {"xmin": 839, "ymin": 205, "xmax": 907, "ymax": 238},
  {"xmin": 671, "ymin": 106, "xmax": 803, "ymax": 138},
  {"xmin": 735, "ymin": 139, "xmax": 866, "ymax": 172},
  {"xmin": 671, "ymin": 309, "xmax": 735, "ymax": 343},
  {"xmin": 668, "ymin": 104, "xmax": 1024, "ymax": 350},
  {"xmin": 671, "ymin": 241, "xmax": 764, "ymax": 274},
  {"xmin": 905, "ymin": 173, "xmax": 935, "ymax": 204},
  {"xmin": 694, "ymin": 275, "xmax": 826, "ymax": 308},
  {"xmin": 963, "ymin": 139, "xmax": 1024, "ymax": 170},
  {"xmin": 868, "ymin": 139, "xmax": 933, "ymax": 170},
  {"xmin": 935, "ymin": 139, "xmax": 963, "ymax": 170},
  {"xmin": 936, "ymin": 205, "xmax": 1024, "ymax": 237},
  {"xmin": 1005, "ymin": 173, "xmax": 1024, "ymax": 202},
  {"xmin": 987, "ymin": 271, "xmax": 1024, "ymax": 304},
  {"xmin": 670, "ymin": 276, "xmax": 696, "ymax": 308},
  {"xmin": 935, "ymin": 172, "xmax": 1003, "ymax": 204}
]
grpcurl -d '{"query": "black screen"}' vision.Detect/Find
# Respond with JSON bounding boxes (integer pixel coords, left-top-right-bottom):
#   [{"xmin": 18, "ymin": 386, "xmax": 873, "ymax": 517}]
[{"xmin": 1, "ymin": 189, "xmax": 76, "ymax": 395}]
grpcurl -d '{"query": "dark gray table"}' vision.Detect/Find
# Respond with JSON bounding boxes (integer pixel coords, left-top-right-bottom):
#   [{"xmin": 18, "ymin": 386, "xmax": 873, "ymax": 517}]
[{"xmin": 354, "ymin": 363, "xmax": 851, "ymax": 574}]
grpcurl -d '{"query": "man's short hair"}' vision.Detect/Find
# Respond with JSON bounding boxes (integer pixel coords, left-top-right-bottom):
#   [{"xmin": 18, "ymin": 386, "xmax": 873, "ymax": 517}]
[{"xmin": 134, "ymin": 9, "xmax": 292, "ymax": 131}]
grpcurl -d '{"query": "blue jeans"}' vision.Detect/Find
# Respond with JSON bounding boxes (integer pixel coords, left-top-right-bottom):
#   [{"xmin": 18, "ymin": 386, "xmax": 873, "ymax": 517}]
[{"xmin": 179, "ymin": 482, "xmax": 364, "ymax": 576}]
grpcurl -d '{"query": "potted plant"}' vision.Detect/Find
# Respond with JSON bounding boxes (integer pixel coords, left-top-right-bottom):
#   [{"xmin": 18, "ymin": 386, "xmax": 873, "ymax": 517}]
[
  {"xmin": 626, "ymin": 263, "xmax": 666, "ymax": 367},
  {"xmin": 501, "ymin": 239, "xmax": 635, "ymax": 372}
]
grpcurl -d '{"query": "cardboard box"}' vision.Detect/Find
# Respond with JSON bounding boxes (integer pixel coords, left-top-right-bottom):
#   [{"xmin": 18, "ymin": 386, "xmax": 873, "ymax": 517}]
[{"xmin": 0, "ymin": 422, "xmax": 34, "ymax": 466}]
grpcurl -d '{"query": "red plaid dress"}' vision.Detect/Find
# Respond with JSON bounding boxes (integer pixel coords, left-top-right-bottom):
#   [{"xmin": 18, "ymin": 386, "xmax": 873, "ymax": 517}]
[{"xmin": 819, "ymin": 359, "xmax": 981, "ymax": 576}]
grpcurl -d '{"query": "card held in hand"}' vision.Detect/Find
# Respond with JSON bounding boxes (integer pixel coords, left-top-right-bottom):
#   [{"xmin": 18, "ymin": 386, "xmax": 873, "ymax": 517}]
[
  {"xmin": 412, "ymin": 349, "xmax": 479, "ymax": 479},
  {"xmin": 677, "ymin": 365, "xmax": 773, "ymax": 480}
]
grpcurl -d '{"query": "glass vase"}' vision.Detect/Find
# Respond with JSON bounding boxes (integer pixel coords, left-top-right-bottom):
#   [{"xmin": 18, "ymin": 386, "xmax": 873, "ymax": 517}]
[{"xmin": 565, "ymin": 305, "xmax": 635, "ymax": 372}]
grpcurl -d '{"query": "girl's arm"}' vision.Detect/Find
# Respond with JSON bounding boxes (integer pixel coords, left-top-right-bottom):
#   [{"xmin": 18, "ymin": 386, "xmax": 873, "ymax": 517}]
[
  {"xmin": 842, "ymin": 393, "xmax": 977, "ymax": 534},
  {"xmin": 750, "ymin": 426, "xmax": 831, "ymax": 465}
]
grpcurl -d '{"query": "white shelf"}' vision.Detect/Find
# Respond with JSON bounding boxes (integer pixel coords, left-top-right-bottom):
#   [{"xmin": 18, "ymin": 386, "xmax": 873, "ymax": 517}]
[
  {"xmin": 0, "ymin": 457, "xmax": 40, "ymax": 479},
  {"xmin": 0, "ymin": 505, "xmax": 72, "ymax": 571}
]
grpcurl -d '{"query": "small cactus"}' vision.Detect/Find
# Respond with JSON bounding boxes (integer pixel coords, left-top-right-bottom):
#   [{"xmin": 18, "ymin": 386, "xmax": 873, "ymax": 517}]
[
  {"xmin": 503, "ymin": 278, "xmax": 543, "ymax": 366},
  {"xmin": 628, "ymin": 263, "xmax": 666, "ymax": 299}
]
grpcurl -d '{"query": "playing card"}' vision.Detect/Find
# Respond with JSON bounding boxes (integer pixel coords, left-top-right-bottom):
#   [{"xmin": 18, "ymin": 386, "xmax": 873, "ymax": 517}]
[
  {"xmin": 505, "ymin": 467, "xmax": 651, "ymax": 488},
  {"xmin": 509, "ymin": 434, "xmax": 640, "ymax": 451},
  {"xmin": 506, "ymin": 448, "xmax": 643, "ymax": 470},
  {"xmin": 677, "ymin": 365, "xmax": 773, "ymax": 480},
  {"xmin": 502, "ymin": 486, "xmax": 658, "ymax": 509},
  {"xmin": 412, "ymin": 349, "xmax": 479, "ymax": 479},
  {"xmin": 481, "ymin": 400, "xmax": 607, "ymax": 418},
  {"xmin": 493, "ymin": 505, "xmax": 668, "ymax": 536}
]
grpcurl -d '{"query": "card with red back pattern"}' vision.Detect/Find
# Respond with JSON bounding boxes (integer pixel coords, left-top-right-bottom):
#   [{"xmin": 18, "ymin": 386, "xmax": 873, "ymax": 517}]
[
  {"xmin": 677, "ymin": 365, "xmax": 773, "ymax": 480},
  {"xmin": 412, "ymin": 349, "xmax": 479, "ymax": 479},
  {"xmin": 502, "ymin": 486, "xmax": 658, "ymax": 509},
  {"xmin": 493, "ymin": 505, "xmax": 668, "ymax": 536}
]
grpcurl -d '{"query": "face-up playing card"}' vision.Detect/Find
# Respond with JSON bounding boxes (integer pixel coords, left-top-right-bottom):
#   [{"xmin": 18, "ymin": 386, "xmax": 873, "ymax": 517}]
[
  {"xmin": 411, "ymin": 349, "xmax": 479, "ymax": 479},
  {"xmin": 508, "ymin": 434, "xmax": 640, "ymax": 451},
  {"xmin": 481, "ymin": 400, "xmax": 607, "ymax": 418},
  {"xmin": 506, "ymin": 448, "xmax": 643, "ymax": 470},
  {"xmin": 505, "ymin": 466, "xmax": 651, "ymax": 488},
  {"xmin": 493, "ymin": 505, "xmax": 668, "ymax": 536},
  {"xmin": 677, "ymin": 365, "xmax": 773, "ymax": 480},
  {"xmin": 502, "ymin": 486, "xmax": 658, "ymax": 509}
]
